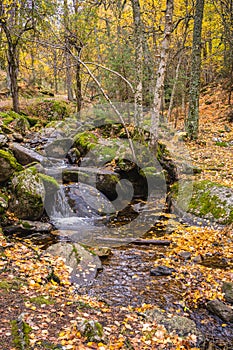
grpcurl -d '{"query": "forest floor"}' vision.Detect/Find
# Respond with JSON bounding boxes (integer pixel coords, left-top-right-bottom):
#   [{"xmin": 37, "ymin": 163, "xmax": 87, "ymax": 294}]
[{"xmin": 0, "ymin": 83, "xmax": 233, "ymax": 350}]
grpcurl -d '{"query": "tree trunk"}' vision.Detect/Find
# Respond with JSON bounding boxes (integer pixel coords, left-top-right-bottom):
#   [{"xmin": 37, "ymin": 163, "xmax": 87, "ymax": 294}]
[
  {"xmin": 186, "ymin": 0, "xmax": 205, "ymax": 140},
  {"xmin": 167, "ymin": 55, "xmax": 182, "ymax": 121},
  {"xmin": 75, "ymin": 57, "xmax": 82, "ymax": 113},
  {"xmin": 53, "ymin": 49, "xmax": 58, "ymax": 94},
  {"xmin": 150, "ymin": 0, "xmax": 174, "ymax": 145},
  {"xmin": 7, "ymin": 43, "xmax": 19, "ymax": 113},
  {"xmin": 131, "ymin": 0, "xmax": 143, "ymax": 127},
  {"xmin": 64, "ymin": 0, "xmax": 74, "ymax": 101}
]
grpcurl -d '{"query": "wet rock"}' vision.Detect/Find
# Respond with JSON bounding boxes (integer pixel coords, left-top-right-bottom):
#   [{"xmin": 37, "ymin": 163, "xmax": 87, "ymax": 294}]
[
  {"xmin": 44, "ymin": 137, "xmax": 73, "ymax": 158},
  {"xmin": 9, "ymin": 167, "xmax": 45, "ymax": 220},
  {"xmin": 77, "ymin": 318, "xmax": 103, "ymax": 342},
  {"xmin": 146, "ymin": 307, "xmax": 204, "ymax": 344},
  {"xmin": 222, "ymin": 282, "xmax": 233, "ymax": 304},
  {"xmin": 45, "ymin": 242, "xmax": 102, "ymax": 286},
  {"xmin": 206, "ymin": 299, "xmax": 233, "ymax": 322},
  {"xmin": 62, "ymin": 167, "xmax": 120, "ymax": 201},
  {"xmin": 150, "ymin": 265, "xmax": 176, "ymax": 276},
  {"xmin": 9, "ymin": 142, "xmax": 45, "ymax": 165},
  {"xmin": 0, "ymin": 149, "xmax": 22, "ymax": 183}
]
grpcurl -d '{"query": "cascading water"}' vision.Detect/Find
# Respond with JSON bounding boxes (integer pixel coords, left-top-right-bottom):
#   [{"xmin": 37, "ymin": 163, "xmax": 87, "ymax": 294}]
[{"xmin": 47, "ymin": 183, "xmax": 116, "ymax": 244}]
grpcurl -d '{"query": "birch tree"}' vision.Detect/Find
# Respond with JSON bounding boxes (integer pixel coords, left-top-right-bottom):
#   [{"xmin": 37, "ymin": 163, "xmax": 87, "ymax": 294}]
[
  {"xmin": 150, "ymin": 0, "xmax": 174, "ymax": 145},
  {"xmin": 131, "ymin": 0, "xmax": 143, "ymax": 127},
  {"xmin": 186, "ymin": 0, "xmax": 205, "ymax": 139}
]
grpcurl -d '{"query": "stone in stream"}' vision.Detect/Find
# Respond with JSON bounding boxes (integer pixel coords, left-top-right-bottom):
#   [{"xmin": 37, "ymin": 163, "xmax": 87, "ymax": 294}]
[
  {"xmin": 45, "ymin": 242, "xmax": 102, "ymax": 286},
  {"xmin": 150, "ymin": 265, "xmax": 176, "ymax": 276},
  {"xmin": 44, "ymin": 137, "xmax": 73, "ymax": 158},
  {"xmin": 206, "ymin": 299, "xmax": 233, "ymax": 322}
]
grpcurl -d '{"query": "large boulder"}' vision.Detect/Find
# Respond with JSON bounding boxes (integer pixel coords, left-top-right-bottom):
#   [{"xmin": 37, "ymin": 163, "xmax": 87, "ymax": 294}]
[
  {"xmin": 9, "ymin": 168, "xmax": 45, "ymax": 220},
  {"xmin": 206, "ymin": 299, "xmax": 233, "ymax": 322},
  {"xmin": 45, "ymin": 242, "xmax": 102, "ymax": 286},
  {"xmin": 146, "ymin": 307, "xmax": 204, "ymax": 346},
  {"xmin": 0, "ymin": 149, "xmax": 22, "ymax": 183},
  {"xmin": 9, "ymin": 142, "xmax": 45, "ymax": 165},
  {"xmin": 171, "ymin": 180, "xmax": 233, "ymax": 224}
]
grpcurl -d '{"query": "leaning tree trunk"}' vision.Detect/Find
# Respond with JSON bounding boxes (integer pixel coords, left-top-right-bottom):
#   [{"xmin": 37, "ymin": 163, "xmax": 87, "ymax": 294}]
[
  {"xmin": 150, "ymin": 0, "xmax": 174, "ymax": 145},
  {"xmin": 186, "ymin": 0, "xmax": 205, "ymax": 140},
  {"xmin": 131, "ymin": 0, "xmax": 143, "ymax": 127},
  {"xmin": 7, "ymin": 43, "xmax": 19, "ymax": 113}
]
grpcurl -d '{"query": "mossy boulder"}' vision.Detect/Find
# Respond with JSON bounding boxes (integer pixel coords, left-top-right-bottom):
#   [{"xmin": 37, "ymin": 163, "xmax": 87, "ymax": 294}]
[
  {"xmin": 0, "ymin": 150, "xmax": 22, "ymax": 183},
  {"xmin": 74, "ymin": 131, "xmax": 98, "ymax": 157},
  {"xmin": 12, "ymin": 116, "xmax": 30, "ymax": 135},
  {"xmin": 9, "ymin": 168, "xmax": 45, "ymax": 220},
  {"xmin": 171, "ymin": 180, "xmax": 233, "ymax": 224},
  {"xmin": 77, "ymin": 318, "xmax": 103, "ymax": 342},
  {"xmin": 26, "ymin": 99, "xmax": 70, "ymax": 121}
]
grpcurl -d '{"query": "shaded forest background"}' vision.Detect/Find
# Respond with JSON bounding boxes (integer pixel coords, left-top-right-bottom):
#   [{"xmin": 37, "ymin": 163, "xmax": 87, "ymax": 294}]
[{"xmin": 0, "ymin": 0, "xmax": 232, "ymax": 136}]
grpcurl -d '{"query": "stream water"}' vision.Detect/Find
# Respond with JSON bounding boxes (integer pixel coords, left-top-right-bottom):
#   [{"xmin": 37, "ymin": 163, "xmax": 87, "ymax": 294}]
[
  {"xmin": 17, "ymin": 126, "xmax": 233, "ymax": 349},
  {"xmin": 28, "ymin": 181, "xmax": 233, "ymax": 349}
]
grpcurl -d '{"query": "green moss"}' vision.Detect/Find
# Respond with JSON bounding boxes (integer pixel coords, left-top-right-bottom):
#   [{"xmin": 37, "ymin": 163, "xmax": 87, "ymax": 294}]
[
  {"xmin": 69, "ymin": 244, "xmax": 81, "ymax": 264},
  {"xmin": 10, "ymin": 168, "xmax": 45, "ymax": 219},
  {"xmin": 39, "ymin": 173, "xmax": 59, "ymax": 193},
  {"xmin": 74, "ymin": 131, "xmax": 98, "ymax": 151},
  {"xmin": 27, "ymin": 100, "xmax": 70, "ymax": 121},
  {"xmin": 25, "ymin": 116, "xmax": 39, "ymax": 126},
  {"xmin": 11, "ymin": 319, "xmax": 32, "ymax": 349},
  {"xmin": 0, "ymin": 280, "xmax": 11, "ymax": 290},
  {"xmin": 22, "ymin": 221, "xmax": 33, "ymax": 228},
  {"xmin": 29, "ymin": 295, "xmax": 55, "ymax": 305},
  {"xmin": 0, "ymin": 150, "xmax": 22, "ymax": 171},
  {"xmin": 156, "ymin": 142, "xmax": 170, "ymax": 161},
  {"xmin": 174, "ymin": 180, "xmax": 233, "ymax": 223},
  {"xmin": 215, "ymin": 141, "xmax": 228, "ymax": 147},
  {"xmin": 81, "ymin": 320, "xmax": 103, "ymax": 342},
  {"xmin": 0, "ymin": 278, "xmax": 22, "ymax": 291},
  {"xmin": 0, "ymin": 111, "xmax": 21, "ymax": 126},
  {"xmin": 189, "ymin": 191, "xmax": 226, "ymax": 219}
]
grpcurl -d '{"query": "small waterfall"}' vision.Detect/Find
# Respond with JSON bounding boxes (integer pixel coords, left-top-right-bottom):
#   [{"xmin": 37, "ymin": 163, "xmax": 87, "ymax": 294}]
[{"xmin": 51, "ymin": 187, "xmax": 75, "ymax": 218}]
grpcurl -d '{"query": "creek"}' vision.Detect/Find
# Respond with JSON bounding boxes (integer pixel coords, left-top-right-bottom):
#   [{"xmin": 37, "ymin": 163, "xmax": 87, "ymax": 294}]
[{"xmin": 7, "ymin": 120, "xmax": 233, "ymax": 349}]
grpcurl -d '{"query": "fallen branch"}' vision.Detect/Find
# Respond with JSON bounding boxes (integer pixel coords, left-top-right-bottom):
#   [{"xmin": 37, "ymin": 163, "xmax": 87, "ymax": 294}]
[{"xmin": 95, "ymin": 237, "xmax": 171, "ymax": 245}]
